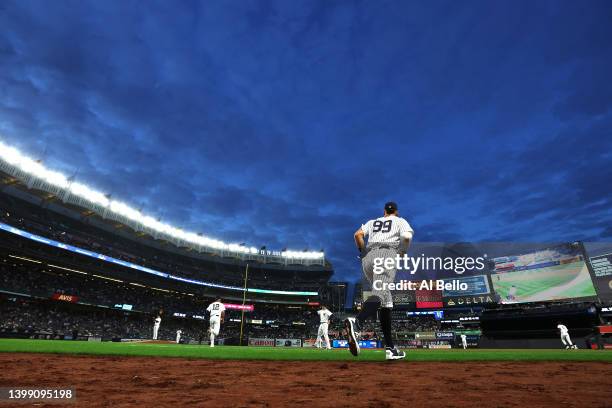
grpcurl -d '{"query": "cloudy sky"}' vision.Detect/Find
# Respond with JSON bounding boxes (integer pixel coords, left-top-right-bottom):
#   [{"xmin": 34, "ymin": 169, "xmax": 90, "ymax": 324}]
[{"xmin": 1, "ymin": 0, "xmax": 611, "ymax": 281}]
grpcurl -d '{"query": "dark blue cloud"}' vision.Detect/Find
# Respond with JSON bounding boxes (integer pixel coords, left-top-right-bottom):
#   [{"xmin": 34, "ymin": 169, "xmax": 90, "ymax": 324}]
[{"xmin": 1, "ymin": 0, "xmax": 611, "ymax": 281}]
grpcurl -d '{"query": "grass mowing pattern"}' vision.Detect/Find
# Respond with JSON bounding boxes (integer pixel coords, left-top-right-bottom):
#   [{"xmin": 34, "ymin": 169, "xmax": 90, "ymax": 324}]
[{"xmin": 0, "ymin": 339, "xmax": 610, "ymax": 362}]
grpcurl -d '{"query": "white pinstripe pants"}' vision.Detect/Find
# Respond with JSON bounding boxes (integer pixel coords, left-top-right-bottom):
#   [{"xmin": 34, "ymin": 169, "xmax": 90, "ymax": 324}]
[{"xmin": 362, "ymin": 246, "xmax": 398, "ymax": 308}]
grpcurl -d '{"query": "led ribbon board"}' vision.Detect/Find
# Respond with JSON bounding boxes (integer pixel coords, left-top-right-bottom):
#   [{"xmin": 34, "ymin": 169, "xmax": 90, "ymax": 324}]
[{"xmin": 0, "ymin": 222, "xmax": 317, "ymax": 296}]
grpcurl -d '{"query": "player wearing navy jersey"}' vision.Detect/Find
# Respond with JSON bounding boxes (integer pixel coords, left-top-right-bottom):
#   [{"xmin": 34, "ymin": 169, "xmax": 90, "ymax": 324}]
[{"xmin": 345, "ymin": 201, "xmax": 413, "ymax": 360}]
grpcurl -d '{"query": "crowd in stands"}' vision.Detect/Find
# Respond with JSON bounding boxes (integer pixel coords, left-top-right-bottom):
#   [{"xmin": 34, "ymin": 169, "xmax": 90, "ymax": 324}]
[
  {"xmin": 0, "ymin": 256, "xmax": 328, "ymax": 341},
  {"xmin": 393, "ymin": 316, "xmax": 440, "ymax": 333},
  {"xmin": 0, "ymin": 295, "xmax": 321, "ymax": 341},
  {"xmin": 0, "ymin": 259, "xmax": 204, "ymax": 316},
  {"xmin": 0, "ymin": 263, "xmax": 445, "ymax": 343},
  {"xmin": 0, "ymin": 298, "xmax": 161, "ymax": 339}
]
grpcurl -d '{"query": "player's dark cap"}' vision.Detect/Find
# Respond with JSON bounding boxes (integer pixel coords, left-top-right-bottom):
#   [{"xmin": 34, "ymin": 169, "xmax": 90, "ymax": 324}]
[{"xmin": 384, "ymin": 202, "xmax": 398, "ymax": 213}]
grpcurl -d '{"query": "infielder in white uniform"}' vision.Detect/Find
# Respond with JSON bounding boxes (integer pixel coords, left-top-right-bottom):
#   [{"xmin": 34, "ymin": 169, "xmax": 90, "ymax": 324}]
[
  {"xmin": 207, "ymin": 299, "xmax": 226, "ymax": 347},
  {"xmin": 460, "ymin": 334, "xmax": 467, "ymax": 349},
  {"xmin": 557, "ymin": 323, "xmax": 577, "ymax": 349},
  {"xmin": 152, "ymin": 315, "xmax": 161, "ymax": 340},
  {"xmin": 347, "ymin": 201, "xmax": 414, "ymax": 361},
  {"xmin": 176, "ymin": 329, "xmax": 182, "ymax": 344},
  {"xmin": 315, "ymin": 306, "xmax": 333, "ymax": 350}
]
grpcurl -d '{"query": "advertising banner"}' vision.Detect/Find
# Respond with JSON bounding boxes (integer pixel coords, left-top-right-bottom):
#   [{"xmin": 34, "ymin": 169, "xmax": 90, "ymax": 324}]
[
  {"xmin": 392, "ymin": 291, "xmax": 416, "ymax": 305},
  {"xmin": 427, "ymin": 344, "xmax": 452, "ymax": 349},
  {"xmin": 224, "ymin": 303, "xmax": 254, "ymax": 311},
  {"xmin": 416, "ymin": 289, "xmax": 443, "ymax": 308},
  {"xmin": 275, "ymin": 338, "xmax": 302, "ymax": 347},
  {"xmin": 51, "ymin": 293, "xmax": 79, "ymax": 303},
  {"xmin": 248, "ymin": 338, "xmax": 275, "ymax": 347},
  {"xmin": 435, "ymin": 332, "xmax": 455, "ymax": 340},
  {"xmin": 333, "ymin": 340, "xmax": 380, "ymax": 349},
  {"xmin": 444, "ymin": 295, "xmax": 495, "ymax": 307},
  {"xmin": 405, "ymin": 310, "xmax": 444, "ymax": 319},
  {"xmin": 303, "ymin": 338, "xmax": 318, "ymax": 347},
  {"xmin": 414, "ymin": 332, "xmax": 436, "ymax": 340}
]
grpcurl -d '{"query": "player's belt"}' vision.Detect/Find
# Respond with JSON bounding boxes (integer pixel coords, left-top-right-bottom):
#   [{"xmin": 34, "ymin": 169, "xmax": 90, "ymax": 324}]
[{"xmin": 367, "ymin": 243, "xmax": 398, "ymax": 250}]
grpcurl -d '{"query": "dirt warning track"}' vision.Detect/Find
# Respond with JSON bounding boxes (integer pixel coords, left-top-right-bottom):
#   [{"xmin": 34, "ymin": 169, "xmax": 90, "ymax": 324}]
[{"xmin": 0, "ymin": 353, "xmax": 610, "ymax": 407}]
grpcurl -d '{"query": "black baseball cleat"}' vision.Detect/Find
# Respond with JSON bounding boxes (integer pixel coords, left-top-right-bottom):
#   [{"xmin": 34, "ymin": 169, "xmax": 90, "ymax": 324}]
[
  {"xmin": 344, "ymin": 317, "xmax": 360, "ymax": 356},
  {"xmin": 385, "ymin": 347, "xmax": 406, "ymax": 360}
]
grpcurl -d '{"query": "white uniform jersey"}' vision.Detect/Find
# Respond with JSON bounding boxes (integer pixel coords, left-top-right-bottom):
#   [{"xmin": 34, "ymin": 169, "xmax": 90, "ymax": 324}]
[
  {"xmin": 318, "ymin": 309, "xmax": 332, "ymax": 324},
  {"xmin": 207, "ymin": 301, "xmax": 226, "ymax": 320},
  {"xmin": 361, "ymin": 215, "xmax": 413, "ymax": 246},
  {"xmin": 557, "ymin": 324, "xmax": 568, "ymax": 336},
  {"xmin": 154, "ymin": 317, "xmax": 161, "ymax": 326}
]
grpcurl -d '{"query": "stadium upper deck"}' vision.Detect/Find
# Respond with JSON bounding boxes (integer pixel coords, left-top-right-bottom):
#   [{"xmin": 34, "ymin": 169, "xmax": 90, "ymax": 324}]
[
  {"xmin": 0, "ymin": 142, "xmax": 332, "ymax": 301},
  {"xmin": 0, "ymin": 189, "xmax": 331, "ymax": 299},
  {"xmin": 0, "ymin": 141, "xmax": 327, "ymax": 267}
]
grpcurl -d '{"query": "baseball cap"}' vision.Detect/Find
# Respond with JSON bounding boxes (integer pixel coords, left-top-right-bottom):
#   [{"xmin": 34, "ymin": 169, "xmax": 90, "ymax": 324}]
[{"xmin": 384, "ymin": 201, "xmax": 398, "ymax": 213}]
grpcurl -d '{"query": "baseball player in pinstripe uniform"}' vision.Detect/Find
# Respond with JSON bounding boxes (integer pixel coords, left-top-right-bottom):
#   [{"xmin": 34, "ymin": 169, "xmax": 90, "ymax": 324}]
[{"xmin": 345, "ymin": 202, "xmax": 413, "ymax": 360}]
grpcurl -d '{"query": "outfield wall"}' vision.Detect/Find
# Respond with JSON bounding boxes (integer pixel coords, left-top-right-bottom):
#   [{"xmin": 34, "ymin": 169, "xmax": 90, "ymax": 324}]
[{"xmin": 479, "ymin": 336, "xmax": 588, "ymax": 349}]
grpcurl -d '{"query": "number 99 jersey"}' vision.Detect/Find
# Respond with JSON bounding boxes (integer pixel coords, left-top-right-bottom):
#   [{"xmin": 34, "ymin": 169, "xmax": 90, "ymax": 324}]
[{"xmin": 361, "ymin": 215, "xmax": 413, "ymax": 246}]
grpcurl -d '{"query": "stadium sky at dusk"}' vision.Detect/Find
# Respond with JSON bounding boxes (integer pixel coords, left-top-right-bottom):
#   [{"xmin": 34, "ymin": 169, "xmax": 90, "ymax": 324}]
[{"xmin": 1, "ymin": 1, "xmax": 611, "ymax": 281}]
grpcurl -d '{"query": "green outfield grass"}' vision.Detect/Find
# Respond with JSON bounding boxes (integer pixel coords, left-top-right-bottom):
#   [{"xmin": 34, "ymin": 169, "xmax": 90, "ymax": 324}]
[
  {"xmin": 492, "ymin": 262, "xmax": 598, "ymax": 302},
  {"xmin": 0, "ymin": 339, "xmax": 610, "ymax": 362}
]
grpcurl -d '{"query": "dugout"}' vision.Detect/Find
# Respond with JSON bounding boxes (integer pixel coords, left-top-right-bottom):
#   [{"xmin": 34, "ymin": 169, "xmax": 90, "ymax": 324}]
[{"xmin": 479, "ymin": 302, "xmax": 600, "ymax": 348}]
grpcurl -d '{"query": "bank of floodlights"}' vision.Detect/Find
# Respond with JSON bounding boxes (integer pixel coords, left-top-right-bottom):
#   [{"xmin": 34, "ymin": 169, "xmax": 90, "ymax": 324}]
[{"xmin": 0, "ymin": 140, "xmax": 324, "ymax": 261}]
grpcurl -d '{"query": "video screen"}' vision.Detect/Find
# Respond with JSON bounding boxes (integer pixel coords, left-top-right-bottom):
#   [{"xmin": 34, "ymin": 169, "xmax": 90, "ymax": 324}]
[
  {"xmin": 491, "ymin": 243, "xmax": 597, "ymax": 304},
  {"xmin": 441, "ymin": 275, "xmax": 490, "ymax": 297}
]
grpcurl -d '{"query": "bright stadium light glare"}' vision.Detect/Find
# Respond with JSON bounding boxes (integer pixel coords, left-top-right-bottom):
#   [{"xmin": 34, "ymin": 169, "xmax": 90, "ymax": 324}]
[
  {"xmin": 109, "ymin": 200, "xmax": 141, "ymax": 220},
  {"xmin": 41, "ymin": 169, "xmax": 69, "ymax": 188},
  {"xmin": 70, "ymin": 182, "xmax": 110, "ymax": 206},
  {"xmin": 0, "ymin": 140, "xmax": 325, "ymax": 261},
  {"xmin": 0, "ymin": 142, "xmax": 22, "ymax": 165}
]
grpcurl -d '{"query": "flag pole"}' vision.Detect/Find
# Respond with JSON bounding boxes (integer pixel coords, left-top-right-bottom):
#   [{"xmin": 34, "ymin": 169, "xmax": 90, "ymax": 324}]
[{"xmin": 239, "ymin": 263, "xmax": 249, "ymax": 346}]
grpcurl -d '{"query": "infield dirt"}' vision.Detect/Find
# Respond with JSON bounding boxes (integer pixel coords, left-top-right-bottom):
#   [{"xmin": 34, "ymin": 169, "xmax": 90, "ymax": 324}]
[{"xmin": 0, "ymin": 353, "xmax": 610, "ymax": 407}]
